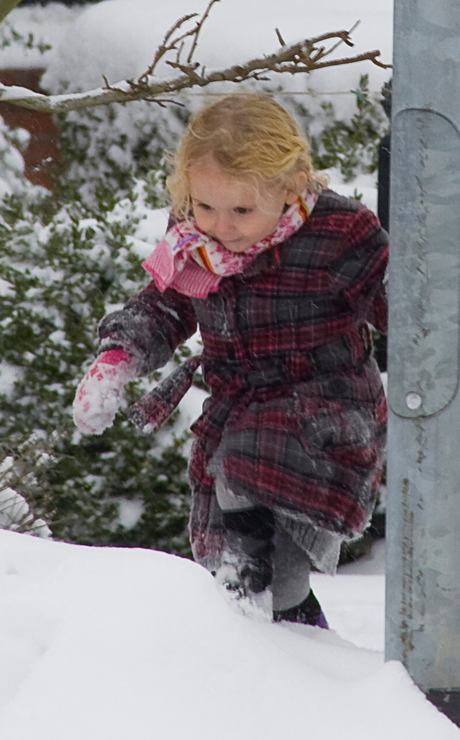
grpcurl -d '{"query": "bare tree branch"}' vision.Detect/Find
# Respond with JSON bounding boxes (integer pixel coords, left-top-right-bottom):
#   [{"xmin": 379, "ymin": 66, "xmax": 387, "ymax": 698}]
[
  {"xmin": 275, "ymin": 28, "xmax": 287, "ymax": 47},
  {"xmin": 326, "ymin": 19, "xmax": 360, "ymax": 57},
  {"xmin": 187, "ymin": 0, "xmax": 220, "ymax": 64},
  {"xmin": 275, "ymin": 49, "xmax": 389, "ymax": 74},
  {"xmin": 0, "ymin": 7, "xmax": 390, "ymax": 114},
  {"xmin": 143, "ymin": 12, "xmax": 199, "ymax": 78}
]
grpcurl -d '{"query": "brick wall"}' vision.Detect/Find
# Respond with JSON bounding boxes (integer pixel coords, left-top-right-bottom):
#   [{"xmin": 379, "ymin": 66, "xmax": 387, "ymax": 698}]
[{"xmin": 0, "ymin": 68, "xmax": 60, "ymax": 190}]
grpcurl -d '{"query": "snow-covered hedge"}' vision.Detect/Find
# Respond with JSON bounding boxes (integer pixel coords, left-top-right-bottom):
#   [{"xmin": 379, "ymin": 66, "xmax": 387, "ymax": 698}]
[{"xmin": 0, "ymin": 120, "xmax": 198, "ymax": 551}]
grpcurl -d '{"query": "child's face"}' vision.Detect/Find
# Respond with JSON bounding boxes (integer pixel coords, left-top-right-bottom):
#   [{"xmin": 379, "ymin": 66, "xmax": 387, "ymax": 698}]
[{"xmin": 189, "ymin": 157, "xmax": 299, "ymax": 253}]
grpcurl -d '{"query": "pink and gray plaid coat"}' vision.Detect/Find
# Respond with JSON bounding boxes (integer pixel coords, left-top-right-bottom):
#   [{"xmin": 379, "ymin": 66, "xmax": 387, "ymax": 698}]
[{"xmin": 99, "ymin": 190, "xmax": 388, "ymax": 572}]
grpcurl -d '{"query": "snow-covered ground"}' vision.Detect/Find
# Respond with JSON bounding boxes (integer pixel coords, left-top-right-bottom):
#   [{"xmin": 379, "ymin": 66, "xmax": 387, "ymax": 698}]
[{"xmin": 0, "ymin": 530, "xmax": 458, "ymax": 740}]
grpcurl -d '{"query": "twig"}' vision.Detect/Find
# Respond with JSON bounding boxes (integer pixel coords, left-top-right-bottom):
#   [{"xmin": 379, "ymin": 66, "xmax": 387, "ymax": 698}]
[
  {"xmin": 275, "ymin": 27, "xmax": 286, "ymax": 47},
  {"xmin": 187, "ymin": 0, "xmax": 220, "ymax": 64},
  {"xmin": 140, "ymin": 13, "xmax": 199, "ymax": 82},
  {"xmin": 301, "ymin": 50, "xmax": 390, "ymax": 72},
  {"xmin": 326, "ymin": 20, "xmax": 360, "ymax": 57}
]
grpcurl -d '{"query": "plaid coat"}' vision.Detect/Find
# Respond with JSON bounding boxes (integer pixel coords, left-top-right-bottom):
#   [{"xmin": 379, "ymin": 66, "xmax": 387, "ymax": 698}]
[{"xmin": 99, "ymin": 190, "xmax": 388, "ymax": 572}]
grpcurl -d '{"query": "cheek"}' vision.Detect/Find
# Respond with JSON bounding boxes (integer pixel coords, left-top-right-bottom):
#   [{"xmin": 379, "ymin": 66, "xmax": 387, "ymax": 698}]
[
  {"xmin": 252, "ymin": 212, "xmax": 282, "ymax": 238},
  {"xmin": 193, "ymin": 209, "xmax": 208, "ymax": 229}
]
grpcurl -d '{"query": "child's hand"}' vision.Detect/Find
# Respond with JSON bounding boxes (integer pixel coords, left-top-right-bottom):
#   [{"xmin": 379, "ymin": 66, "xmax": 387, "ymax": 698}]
[{"xmin": 73, "ymin": 350, "xmax": 137, "ymax": 435}]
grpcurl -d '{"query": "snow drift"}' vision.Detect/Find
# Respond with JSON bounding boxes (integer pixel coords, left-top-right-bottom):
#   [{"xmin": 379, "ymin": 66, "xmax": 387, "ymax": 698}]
[{"xmin": 0, "ymin": 531, "xmax": 458, "ymax": 740}]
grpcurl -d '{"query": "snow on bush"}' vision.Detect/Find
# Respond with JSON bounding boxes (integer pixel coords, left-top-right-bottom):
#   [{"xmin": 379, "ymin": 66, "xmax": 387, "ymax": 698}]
[
  {"xmin": 0, "ymin": 115, "xmax": 201, "ymax": 550},
  {"xmin": 0, "ymin": 455, "xmax": 51, "ymax": 537}
]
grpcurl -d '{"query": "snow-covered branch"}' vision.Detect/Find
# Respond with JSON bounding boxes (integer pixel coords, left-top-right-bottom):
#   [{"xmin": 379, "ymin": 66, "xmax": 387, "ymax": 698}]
[{"xmin": 0, "ymin": 0, "xmax": 390, "ymax": 113}]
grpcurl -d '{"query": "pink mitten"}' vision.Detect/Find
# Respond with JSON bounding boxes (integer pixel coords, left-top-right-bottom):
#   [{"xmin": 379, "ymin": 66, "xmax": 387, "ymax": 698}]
[{"xmin": 73, "ymin": 350, "xmax": 137, "ymax": 434}]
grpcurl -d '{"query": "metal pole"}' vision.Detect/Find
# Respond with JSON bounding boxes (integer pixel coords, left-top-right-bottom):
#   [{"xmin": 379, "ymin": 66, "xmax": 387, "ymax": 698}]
[{"xmin": 386, "ymin": 0, "xmax": 460, "ymax": 719}]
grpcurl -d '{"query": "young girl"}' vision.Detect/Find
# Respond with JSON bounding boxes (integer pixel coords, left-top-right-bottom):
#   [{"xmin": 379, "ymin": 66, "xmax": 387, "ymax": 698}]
[{"xmin": 74, "ymin": 94, "xmax": 388, "ymax": 627}]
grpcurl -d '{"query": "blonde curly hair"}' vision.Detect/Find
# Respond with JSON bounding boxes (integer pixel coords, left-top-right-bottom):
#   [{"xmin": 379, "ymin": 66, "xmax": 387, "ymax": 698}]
[{"xmin": 166, "ymin": 94, "xmax": 327, "ymax": 219}]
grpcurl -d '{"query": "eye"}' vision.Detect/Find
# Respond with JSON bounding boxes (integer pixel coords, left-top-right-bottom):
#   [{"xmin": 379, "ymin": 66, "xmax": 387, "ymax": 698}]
[
  {"xmin": 234, "ymin": 207, "xmax": 252, "ymax": 215},
  {"xmin": 195, "ymin": 202, "xmax": 212, "ymax": 211}
]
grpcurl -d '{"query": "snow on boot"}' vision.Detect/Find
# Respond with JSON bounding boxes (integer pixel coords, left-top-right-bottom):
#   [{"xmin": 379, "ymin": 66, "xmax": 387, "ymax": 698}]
[{"xmin": 218, "ymin": 507, "xmax": 275, "ymax": 598}]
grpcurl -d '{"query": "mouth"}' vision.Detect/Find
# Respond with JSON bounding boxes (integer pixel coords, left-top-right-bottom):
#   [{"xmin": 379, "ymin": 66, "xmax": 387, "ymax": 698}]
[{"xmin": 221, "ymin": 238, "xmax": 248, "ymax": 252}]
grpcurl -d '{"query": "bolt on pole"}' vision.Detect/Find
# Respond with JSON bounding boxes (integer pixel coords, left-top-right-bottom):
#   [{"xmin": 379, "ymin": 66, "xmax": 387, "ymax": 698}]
[{"xmin": 386, "ymin": 0, "xmax": 460, "ymax": 719}]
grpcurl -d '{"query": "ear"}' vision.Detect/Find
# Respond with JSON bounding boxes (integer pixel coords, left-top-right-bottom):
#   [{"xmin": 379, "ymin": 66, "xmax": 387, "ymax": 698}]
[{"xmin": 284, "ymin": 171, "xmax": 308, "ymax": 205}]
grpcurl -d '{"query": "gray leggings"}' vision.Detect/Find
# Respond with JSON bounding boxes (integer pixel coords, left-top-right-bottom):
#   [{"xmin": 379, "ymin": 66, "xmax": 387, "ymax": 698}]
[{"xmin": 216, "ymin": 480, "xmax": 311, "ymax": 611}]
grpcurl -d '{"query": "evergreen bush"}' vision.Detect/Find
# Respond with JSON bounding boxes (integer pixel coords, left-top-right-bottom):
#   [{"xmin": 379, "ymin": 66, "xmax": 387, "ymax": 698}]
[
  {"xmin": 0, "ymin": 131, "xmax": 195, "ymax": 554},
  {"xmin": 309, "ymin": 74, "xmax": 388, "ymax": 181},
  {"xmin": 53, "ymin": 100, "xmax": 189, "ymax": 209}
]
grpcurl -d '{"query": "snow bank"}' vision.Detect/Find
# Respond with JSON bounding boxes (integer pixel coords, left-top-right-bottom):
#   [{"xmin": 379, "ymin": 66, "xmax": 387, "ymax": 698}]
[{"xmin": 0, "ymin": 530, "xmax": 458, "ymax": 740}]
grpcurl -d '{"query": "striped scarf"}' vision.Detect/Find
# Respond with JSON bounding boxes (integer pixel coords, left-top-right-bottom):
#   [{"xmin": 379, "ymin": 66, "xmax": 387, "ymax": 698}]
[{"xmin": 142, "ymin": 189, "xmax": 318, "ymax": 298}]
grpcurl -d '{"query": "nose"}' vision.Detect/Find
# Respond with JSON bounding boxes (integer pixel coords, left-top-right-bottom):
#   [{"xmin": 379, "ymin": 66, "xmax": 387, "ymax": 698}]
[{"xmin": 213, "ymin": 212, "xmax": 237, "ymax": 241}]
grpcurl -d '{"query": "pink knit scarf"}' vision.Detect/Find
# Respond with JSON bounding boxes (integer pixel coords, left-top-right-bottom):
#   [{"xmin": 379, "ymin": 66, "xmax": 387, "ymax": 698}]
[{"xmin": 142, "ymin": 189, "xmax": 318, "ymax": 298}]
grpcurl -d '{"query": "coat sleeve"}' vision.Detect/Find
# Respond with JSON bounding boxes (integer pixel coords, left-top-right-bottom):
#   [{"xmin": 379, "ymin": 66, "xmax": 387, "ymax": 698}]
[
  {"xmin": 98, "ymin": 280, "xmax": 198, "ymax": 375},
  {"xmin": 328, "ymin": 206, "xmax": 389, "ymax": 334}
]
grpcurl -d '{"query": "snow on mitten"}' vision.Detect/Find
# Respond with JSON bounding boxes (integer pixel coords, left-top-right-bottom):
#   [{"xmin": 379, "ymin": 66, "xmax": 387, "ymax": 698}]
[{"xmin": 73, "ymin": 349, "xmax": 137, "ymax": 435}]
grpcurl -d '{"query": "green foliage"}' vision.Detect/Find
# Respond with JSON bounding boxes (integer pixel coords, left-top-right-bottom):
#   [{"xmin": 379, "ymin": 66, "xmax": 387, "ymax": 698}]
[
  {"xmin": 0, "ymin": 123, "xmax": 193, "ymax": 554},
  {"xmin": 0, "ymin": 20, "xmax": 52, "ymax": 54},
  {"xmin": 0, "ymin": 434, "xmax": 52, "ymax": 535},
  {"xmin": 305, "ymin": 75, "xmax": 389, "ymax": 182},
  {"xmin": 53, "ymin": 100, "xmax": 189, "ymax": 209}
]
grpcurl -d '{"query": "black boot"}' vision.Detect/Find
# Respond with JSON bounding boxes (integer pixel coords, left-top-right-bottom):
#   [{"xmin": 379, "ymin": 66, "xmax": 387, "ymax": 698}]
[
  {"xmin": 221, "ymin": 507, "xmax": 275, "ymax": 596},
  {"xmin": 273, "ymin": 590, "xmax": 329, "ymax": 629}
]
